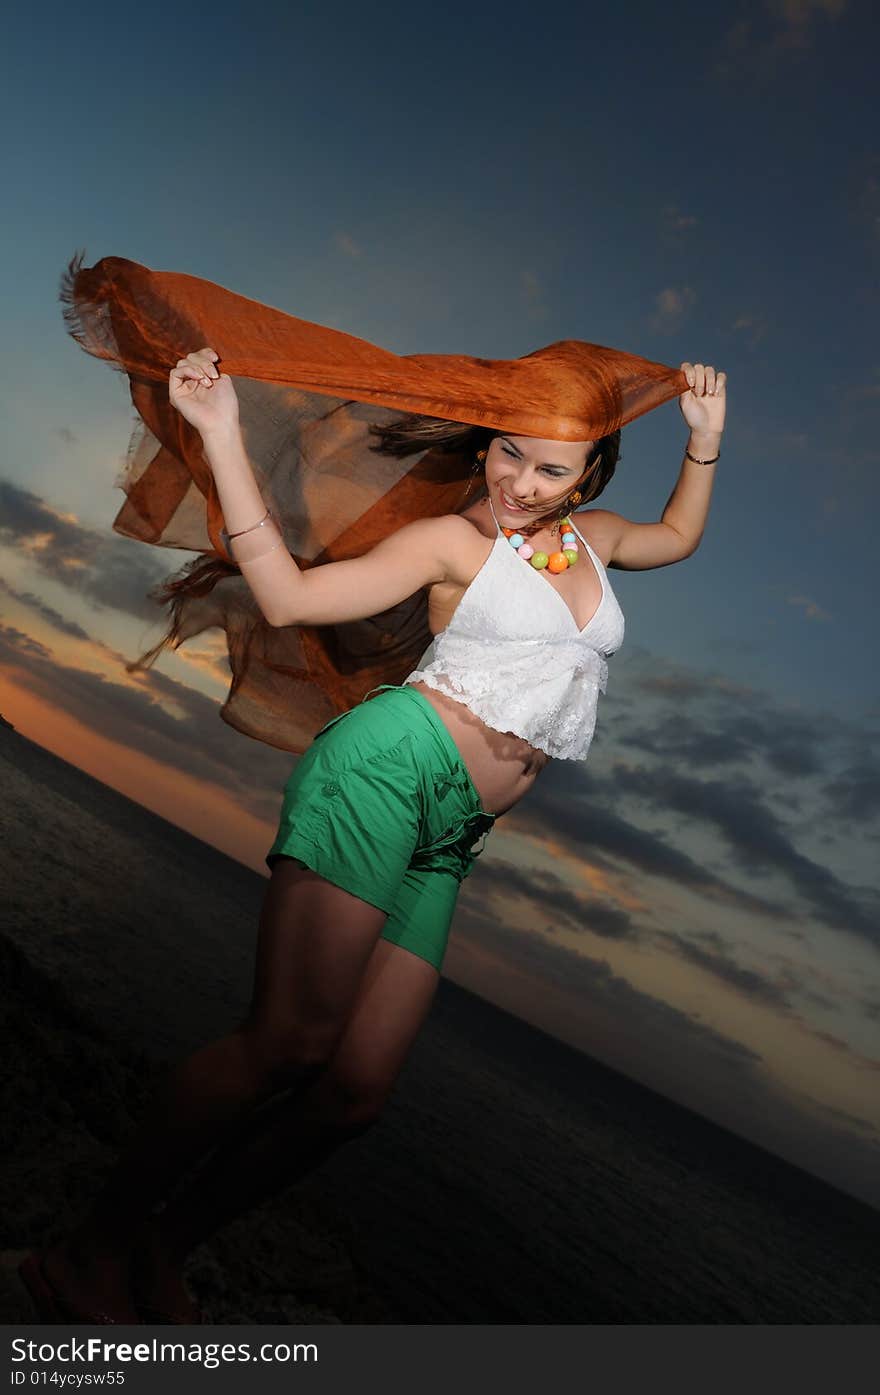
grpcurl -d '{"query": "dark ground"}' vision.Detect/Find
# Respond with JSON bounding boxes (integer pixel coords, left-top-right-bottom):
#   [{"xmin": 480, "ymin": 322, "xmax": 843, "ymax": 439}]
[{"xmin": 2, "ymin": 727, "xmax": 879, "ymax": 1324}]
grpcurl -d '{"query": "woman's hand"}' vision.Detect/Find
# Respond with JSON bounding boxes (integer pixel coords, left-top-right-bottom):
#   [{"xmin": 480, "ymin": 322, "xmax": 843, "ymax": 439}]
[
  {"xmin": 678, "ymin": 361, "xmax": 727, "ymax": 438},
  {"xmin": 169, "ymin": 347, "xmax": 240, "ymax": 440}
]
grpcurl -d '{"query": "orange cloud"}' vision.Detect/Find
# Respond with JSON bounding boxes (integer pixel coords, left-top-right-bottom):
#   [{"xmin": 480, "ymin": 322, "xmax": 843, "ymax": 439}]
[{"xmin": 0, "ymin": 669, "xmax": 275, "ymax": 875}]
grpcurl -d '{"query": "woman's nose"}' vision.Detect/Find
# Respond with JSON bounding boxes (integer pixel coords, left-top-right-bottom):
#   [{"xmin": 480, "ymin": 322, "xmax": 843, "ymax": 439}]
[{"xmin": 510, "ymin": 472, "xmax": 539, "ymax": 496}]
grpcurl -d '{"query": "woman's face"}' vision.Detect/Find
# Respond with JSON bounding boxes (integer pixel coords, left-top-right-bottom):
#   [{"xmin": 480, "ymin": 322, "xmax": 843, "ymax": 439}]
[{"xmin": 484, "ymin": 433, "xmax": 593, "ymax": 524}]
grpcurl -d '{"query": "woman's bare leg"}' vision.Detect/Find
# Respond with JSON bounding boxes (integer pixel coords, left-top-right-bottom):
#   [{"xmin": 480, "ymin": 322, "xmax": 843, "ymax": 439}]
[
  {"xmin": 39, "ymin": 860, "xmax": 391, "ymax": 1322},
  {"xmin": 133, "ymin": 935, "xmax": 440, "ymax": 1319}
]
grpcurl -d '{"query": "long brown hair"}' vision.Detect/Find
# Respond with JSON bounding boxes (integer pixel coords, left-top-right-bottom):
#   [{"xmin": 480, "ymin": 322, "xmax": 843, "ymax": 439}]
[
  {"xmin": 368, "ymin": 413, "xmax": 621, "ymax": 514},
  {"xmin": 134, "ymin": 415, "xmax": 620, "ymax": 674}
]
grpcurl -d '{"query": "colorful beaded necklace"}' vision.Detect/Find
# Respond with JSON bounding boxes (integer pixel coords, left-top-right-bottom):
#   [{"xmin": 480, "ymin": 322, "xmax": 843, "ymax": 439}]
[{"xmin": 500, "ymin": 515, "xmax": 580, "ymax": 574}]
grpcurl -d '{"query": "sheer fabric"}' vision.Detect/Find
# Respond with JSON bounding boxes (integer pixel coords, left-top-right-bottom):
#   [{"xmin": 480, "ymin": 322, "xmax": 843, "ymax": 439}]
[{"xmin": 60, "ymin": 253, "xmax": 684, "ymax": 753}]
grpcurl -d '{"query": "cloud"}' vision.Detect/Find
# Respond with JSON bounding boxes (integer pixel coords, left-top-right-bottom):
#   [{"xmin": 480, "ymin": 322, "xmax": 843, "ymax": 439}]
[
  {"xmin": 333, "ymin": 231, "xmax": 363, "ymax": 259},
  {"xmin": 455, "ymin": 900, "xmax": 880, "ymax": 1209},
  {"xmin": 505, "ymin": 646, "xmax": 880, "ymax": 949},
  {"xmin": 844, "ymin": 365, "xmax": 880, "ymax": 403},
  {"xmin": 0, "ymin": 625, "xmax": 52, "ymax": 661},
  {"xmin": 0, "ymin": 574, "xmax": 168, "ymax": 685},
  {"xmin": 0, "ymin": 478, "xmax": 184, "ymax": 624},
  {"xmin": 716, "ymin": 0, "xmax": 848, "ymax": 79},
  {"xmin": 603, "ymin": 760, "xmax": 878, "ymax": 947},
  {"xmin": 0, "ymin": 623, "xmax": 291, "ymax": 824},
  {"xmin": 618, "ymin": 693, "xmax": 825, "ymax": 779},
  {"xmin": 521, "ymin": 270, "xmax": 550, "ymax": 321},
  {"xmin": 861, "ymin": 993, "xmax": 880, "ymax": 1024},
  {"xmin": 650, "ymin": 286, "xmax": 696, "ymax": 333},
  {"xmin": 663, "ymin": 207, "xmax": 698, "ymax": 231},
  {"xmin": 173, "ymin": 637, "xmax": 231, "ymax": 683},
  {"xmin": 660, "ymin": 205, "xmax": 699, "ymax": 242},
  {"xmin": 0, "ymin": 576, "xmax": 91, "ymax": 641},
  {"xmin": 455, "ymin": 901, "xmax": 880, "ymax": 1208},
  {"xmin": 656, "ymin": 927, "xmax": 794, "ymax": 1009},
  {"xmin": 767, "ymin": 0, "xmax": 848, "ymax": 45},
  {"xmin": 510, "ymin": 772, "xmax": 788, "ymax": 921},
  {"xmin": 822, "ymin": 748, "xmax": 880, "ymax": 822},
  {"xmin": 732, "ymin": 313, "xmax": 768, "ymax": 349},
  {"xmin": 460, "ymin": 903, "xmax": 764, "ymax": 1068},
  {"xmin": 612, "ymin": 647, "xmax": 867, "ymax": 788},
  {"xmin": 815, "ymin": 1101, "xmax": 880, "ymax": 1138},
  {"xmin": 786, "ymin": 593, "xmax": 831, "ymax": 621},
  {"xmin": 475, "ymin": 856, "xmax": 641, "ymax": 942},
  {"xmin": 4, "ymin": 508, "xmax": 877, "ymax": 963}
]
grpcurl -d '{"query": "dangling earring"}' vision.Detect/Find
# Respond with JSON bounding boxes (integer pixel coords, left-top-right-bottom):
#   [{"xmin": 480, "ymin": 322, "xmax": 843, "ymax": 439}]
[
  {"xmin": 465, "ymin": 447, "xmax": 487, "ymax": 498},
  {"xmin": 556, "ymin": 486, "xmax": 583, "ymax": 531}
]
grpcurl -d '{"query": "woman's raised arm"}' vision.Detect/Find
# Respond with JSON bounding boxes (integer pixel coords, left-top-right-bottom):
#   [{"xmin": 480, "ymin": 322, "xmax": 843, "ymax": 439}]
[{"xmin": 170, "ymin": 347, "xmax": 453, "ymax": 629}]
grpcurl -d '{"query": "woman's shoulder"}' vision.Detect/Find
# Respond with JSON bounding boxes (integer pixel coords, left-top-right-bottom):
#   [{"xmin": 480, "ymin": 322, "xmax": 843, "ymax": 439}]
[
  {"xmin": 391, "ymin": 506, "xmax": 496, "ymax": 591},
  {"xmin": 394, "ymin": 508, "xmax": 492, "ymax": 545},
  {"xmin": 570, "ymin": 507, "xmax": 623, "ymax": 564},
  {"xmin": 453, "ymin": 496, "xmax": 496, "ymax": 540}
]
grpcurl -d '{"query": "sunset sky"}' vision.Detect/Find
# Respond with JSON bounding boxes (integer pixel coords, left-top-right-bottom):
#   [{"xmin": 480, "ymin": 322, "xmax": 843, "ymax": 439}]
[{"xmin": 2, "ymin": 0, "xmax": 879, "ymax": 1209}]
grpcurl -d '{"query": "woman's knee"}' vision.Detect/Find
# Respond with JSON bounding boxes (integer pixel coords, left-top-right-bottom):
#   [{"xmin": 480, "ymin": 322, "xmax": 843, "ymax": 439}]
[
  {"xmin": 301, "ymin": 1066, "xmax": 390, "ymax": 1134},
  {"xmin": 238, "ymin": 1020, "xmax": 342, "ymax": 1092}
]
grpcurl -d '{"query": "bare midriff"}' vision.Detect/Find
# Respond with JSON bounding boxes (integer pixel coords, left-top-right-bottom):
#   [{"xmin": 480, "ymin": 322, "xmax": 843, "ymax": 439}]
[
  {"xmin": 402, "ymin": 498, "xmax": 558, "ymax": 817},
  {"xmin": 406, "ymin": 679, "xmax": 551, "ymax": 818},
  {"xmin": 399, "ymin": 495, "xmax": 611, "ymax": 816}
]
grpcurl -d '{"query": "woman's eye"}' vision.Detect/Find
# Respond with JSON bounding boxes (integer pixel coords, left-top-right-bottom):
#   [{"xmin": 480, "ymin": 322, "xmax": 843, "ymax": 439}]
[{"xmin": 499, "ymin": 444, "xmax": 562, "ymax": 478}]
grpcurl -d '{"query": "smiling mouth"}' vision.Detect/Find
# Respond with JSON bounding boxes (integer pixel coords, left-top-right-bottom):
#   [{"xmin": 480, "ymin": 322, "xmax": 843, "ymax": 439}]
[{"xmin": 500, "ymin": 489, "xmax": 532, "ymax": 511}]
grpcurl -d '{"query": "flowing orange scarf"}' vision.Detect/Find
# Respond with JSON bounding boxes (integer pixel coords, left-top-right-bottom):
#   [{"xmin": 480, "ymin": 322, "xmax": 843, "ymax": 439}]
[{"xmin": 61, "ymin": 252, "xmax": 687, "ymax": 753}]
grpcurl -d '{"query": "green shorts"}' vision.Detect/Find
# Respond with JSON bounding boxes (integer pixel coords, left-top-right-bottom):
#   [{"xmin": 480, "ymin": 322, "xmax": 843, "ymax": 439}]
[{"xmin": 267, "ymin": 684, "xmax": 497, "ymax": 971}]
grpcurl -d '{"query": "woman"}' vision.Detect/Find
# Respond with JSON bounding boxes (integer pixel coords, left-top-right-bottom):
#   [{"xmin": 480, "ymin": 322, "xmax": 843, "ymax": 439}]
[{"xmin": 22, "ymin": 262, "xmax": 725, "ymax": 1324}]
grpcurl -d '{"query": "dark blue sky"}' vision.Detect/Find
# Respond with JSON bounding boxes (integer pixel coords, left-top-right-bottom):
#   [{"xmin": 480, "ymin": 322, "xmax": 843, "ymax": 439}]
[{"xmin": 3, "ymin": 0, "xmax": 877, "ymax": 704}]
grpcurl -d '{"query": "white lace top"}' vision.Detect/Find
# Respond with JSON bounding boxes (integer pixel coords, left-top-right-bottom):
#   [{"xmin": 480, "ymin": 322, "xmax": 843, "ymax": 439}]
[{"xmin": 402, "ymin": 496, "xmax": 625, "ymax": 760}]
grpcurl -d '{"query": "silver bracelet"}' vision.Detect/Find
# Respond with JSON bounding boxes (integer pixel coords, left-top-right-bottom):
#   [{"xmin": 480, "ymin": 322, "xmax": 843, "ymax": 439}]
[
  {"xmin": 221, "ymin": 507, "xmax": 275, "ymax": 551},
  {"xmin": 685, "ymin": 446, "xmax": 721, "ymax": 466},
  {"xmin": 226, "ymin": 506, "xmax": 272, "ymax": 541}
]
